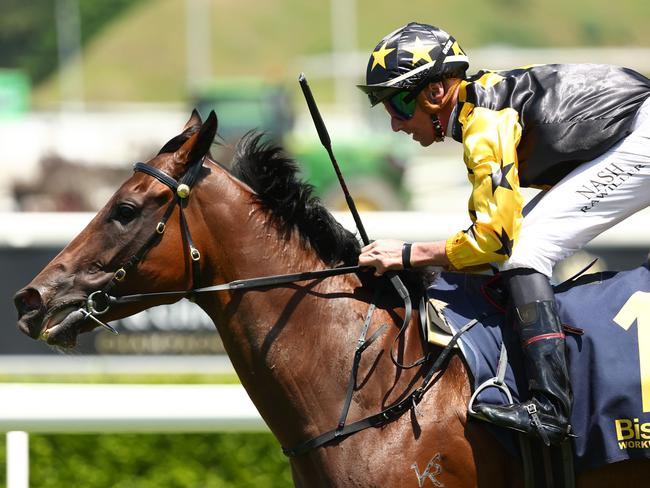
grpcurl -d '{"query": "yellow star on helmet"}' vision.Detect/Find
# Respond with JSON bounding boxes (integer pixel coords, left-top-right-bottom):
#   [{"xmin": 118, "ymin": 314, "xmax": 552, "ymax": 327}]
[
  {"xmin": 451, "ymin": 41, "xmax": 465, "ymax": 56},
  {"xmin": 403, "ymin": 36, "xmax": 435, "ymax": 65},
  {"xmin": 371, "ymin": 42, "xmax": 395, "ymax": 71}
]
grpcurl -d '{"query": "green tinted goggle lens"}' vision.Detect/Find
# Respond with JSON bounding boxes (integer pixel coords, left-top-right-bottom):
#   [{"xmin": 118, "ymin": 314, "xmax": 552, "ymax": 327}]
[{"xmin": 388, "ymin": 91, "xmax": 417, "ymax": 120}]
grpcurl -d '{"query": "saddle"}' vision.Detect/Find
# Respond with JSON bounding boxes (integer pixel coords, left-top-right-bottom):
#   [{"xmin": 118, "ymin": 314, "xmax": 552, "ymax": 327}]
[
  {"xmin": 419, "ymin": 295, "xmax": 458, "ymax": 348},
  {"xmin": 420, "ymin": 265, "xmax": 650, "ymax": 484}
]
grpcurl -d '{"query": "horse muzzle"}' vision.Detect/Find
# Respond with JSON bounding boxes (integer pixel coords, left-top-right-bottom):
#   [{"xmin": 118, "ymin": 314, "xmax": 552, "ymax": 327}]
[
  {"xmin": 14, "ymin": 285, "xmax": 93, "ymax": 347},
  {"xmin": 14, "ymin": 286, "xmax": 47, "ymax": 339}
]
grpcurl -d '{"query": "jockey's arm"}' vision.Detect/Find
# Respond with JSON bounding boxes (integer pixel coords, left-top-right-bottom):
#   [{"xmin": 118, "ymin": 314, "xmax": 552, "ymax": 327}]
[
  {"xmin": 445, "ymin": 106, "xmax": 525, "ymax": 270},
  {"xmin": 358, "ymin": 239, "xmax": 449, "ymax": 276},
  {"xmin": 359, "ymin": 106, "xmax": 525, "ymax": 274}
]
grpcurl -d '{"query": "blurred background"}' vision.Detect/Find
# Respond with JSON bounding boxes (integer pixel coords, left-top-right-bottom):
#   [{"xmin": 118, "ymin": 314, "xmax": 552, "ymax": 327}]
[{"xmin": 1, "ymin": 0, "xmax": 650, "ymax": 486}]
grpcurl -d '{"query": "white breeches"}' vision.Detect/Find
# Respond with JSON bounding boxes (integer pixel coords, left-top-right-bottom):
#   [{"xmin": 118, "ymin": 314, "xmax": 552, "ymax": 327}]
[{"xmin": 500, "ymin": 97, "xmax": 650, "ymax": 277}]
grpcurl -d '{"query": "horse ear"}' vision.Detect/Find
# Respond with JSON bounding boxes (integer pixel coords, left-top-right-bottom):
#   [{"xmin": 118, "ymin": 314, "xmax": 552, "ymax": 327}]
[
  {"xmin": 183, "ymin": 109, "xmax": 203, "ymax": 130},
  {"xmin": 175, "ymin": 110, "xmax": 218, "ymax": 166}
]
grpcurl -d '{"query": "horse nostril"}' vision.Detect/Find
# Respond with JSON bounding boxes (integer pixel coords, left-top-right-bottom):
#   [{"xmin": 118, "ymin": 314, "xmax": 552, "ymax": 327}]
[{"xmin": 14, "ymin": 287, "xmax": 43, "ymax": 318}]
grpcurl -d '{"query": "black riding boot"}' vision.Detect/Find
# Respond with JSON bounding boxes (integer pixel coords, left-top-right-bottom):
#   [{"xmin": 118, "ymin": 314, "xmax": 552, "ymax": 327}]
[{"xmin": 471, "ymin": 269, "xmax": 573, "ymax": 446}]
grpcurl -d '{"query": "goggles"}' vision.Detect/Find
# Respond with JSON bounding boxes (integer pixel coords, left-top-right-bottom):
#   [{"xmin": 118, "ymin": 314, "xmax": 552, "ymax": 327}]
[{"xmin": 386, "ymin": 90, "xmax": 418, "ymax": 120}]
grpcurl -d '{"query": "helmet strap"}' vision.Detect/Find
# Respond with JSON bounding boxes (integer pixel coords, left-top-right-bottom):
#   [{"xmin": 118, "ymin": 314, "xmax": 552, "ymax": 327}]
[{"xmin": 431, "ymin": 114, "xmax": 445, "ymax": 140}]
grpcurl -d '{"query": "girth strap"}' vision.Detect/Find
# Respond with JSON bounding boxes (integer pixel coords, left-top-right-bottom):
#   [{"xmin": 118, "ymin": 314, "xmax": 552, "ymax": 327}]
[{"xmin": 282, "ymin": 312, "xmax": 491, "ymax": 457}]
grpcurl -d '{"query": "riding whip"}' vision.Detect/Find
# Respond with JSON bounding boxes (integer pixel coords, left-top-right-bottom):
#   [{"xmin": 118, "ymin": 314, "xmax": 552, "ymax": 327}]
[
  {"xmin": 297, "ymin": 74, "xmax": 412, "ymax": 334},
  {"xmin": 298, "ymin": 73, "xmax": 370, "ymax": 245}
]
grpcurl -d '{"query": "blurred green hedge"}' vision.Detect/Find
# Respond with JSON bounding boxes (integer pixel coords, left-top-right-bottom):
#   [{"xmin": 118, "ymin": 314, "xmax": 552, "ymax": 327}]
[{"xmin": 1, "ymin": 432, "xmax": 292, "ymax": 488}]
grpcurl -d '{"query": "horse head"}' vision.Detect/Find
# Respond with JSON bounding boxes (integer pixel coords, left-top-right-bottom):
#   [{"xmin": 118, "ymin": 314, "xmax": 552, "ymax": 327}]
[{"xmin": 14, "ymin": 110, "xmax": 219, "ymax": 347}]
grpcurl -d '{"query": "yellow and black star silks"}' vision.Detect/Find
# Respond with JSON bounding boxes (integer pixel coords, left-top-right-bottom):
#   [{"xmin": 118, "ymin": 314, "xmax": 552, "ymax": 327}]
[
  {"xmin": 445, "ymin": 64, "xmax": 650, "ymax": 270},
  {"xmin": 445, "ymin": 75, "xmax": 525, "ymax": 270}
]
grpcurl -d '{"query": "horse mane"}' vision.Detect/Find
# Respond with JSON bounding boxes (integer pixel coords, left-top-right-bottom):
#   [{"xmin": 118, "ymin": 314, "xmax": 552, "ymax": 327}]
[
  {"xmin": 158, "ymin": 128, "xmax": 430, "ymax": 295},
  {"xmin": 230, "ymin": 132, "xmax": 361, "ymax": 268},
  {"xmin": 155, "ymin": 127, "xmax": 359, "ymax": 266}
]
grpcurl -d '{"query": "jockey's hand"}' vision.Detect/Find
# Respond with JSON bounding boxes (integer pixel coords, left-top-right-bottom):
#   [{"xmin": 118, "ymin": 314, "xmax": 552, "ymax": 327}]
[{"xmin": 358, "ymin": 239, "xmax": 406, "ymax": 276}]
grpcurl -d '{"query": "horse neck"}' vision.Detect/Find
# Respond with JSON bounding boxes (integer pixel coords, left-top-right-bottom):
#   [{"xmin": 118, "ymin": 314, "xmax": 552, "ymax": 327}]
[
  {"xmin": 191, "ymin": 164, "xmax": 369, "ymax": 444},
  {"xmin": 193, "ymin": 161, "xmax": 328, "ymax": 288},
  {"xmin": 188, "ymin": 163, "xmax": 461, "ymax": 454}
]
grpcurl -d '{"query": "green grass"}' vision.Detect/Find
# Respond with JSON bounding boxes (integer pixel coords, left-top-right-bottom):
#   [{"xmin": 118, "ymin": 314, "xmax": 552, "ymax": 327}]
[
  {"xmin": 33, "ymin": 0, "xmax": 650, "ymax": 105},
  {"xmin": 0, "ymin": 372, "xmax": 294, "ymax": 487},
  {"xmin": 1, "ymin": 432, "xmax": 292, "ymax": 488},
  {"xmin": 0, "ymin": 373, "xmax": 240, "ymax": 384}
]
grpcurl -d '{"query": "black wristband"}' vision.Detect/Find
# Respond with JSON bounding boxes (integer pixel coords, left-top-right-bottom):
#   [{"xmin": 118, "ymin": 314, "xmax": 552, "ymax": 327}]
[{"xmin": 402, "ymin": 242, "xmax": 413, "ymax": 270}]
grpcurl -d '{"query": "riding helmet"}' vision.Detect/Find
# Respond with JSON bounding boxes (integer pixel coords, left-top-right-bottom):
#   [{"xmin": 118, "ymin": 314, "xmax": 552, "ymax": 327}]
[{"xmin": 358, "ymin": 22, "xmax": 469, "ymax": 106}]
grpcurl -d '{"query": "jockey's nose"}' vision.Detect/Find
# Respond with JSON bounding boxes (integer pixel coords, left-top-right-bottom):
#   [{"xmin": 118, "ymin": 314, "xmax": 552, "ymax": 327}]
[
  {"xmin": 14, "ymin": 287, "xmax": 46, "ymax": 338},
  {"xmin": 390, "ymin": 115, "xmax": 404, "ymax": 133}
]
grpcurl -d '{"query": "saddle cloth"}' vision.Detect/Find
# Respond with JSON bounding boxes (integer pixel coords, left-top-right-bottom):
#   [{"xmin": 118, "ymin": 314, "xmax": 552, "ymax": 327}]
[{"xmin": 425, "ymin": 265, "xmax": 650, "ymax": 472}]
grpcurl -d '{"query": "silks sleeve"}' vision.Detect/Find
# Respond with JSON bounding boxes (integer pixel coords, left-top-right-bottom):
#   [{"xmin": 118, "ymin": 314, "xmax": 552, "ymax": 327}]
[{"xmin": 445, "ymin": 105, "xmax": 525, "ymax": 270}]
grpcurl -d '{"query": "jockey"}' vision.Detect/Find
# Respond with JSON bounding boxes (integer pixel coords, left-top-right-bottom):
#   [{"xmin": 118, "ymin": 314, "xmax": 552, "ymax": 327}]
[{"xmin": 357, "ymin": 21, "xmax": 650, "ymax": 446}]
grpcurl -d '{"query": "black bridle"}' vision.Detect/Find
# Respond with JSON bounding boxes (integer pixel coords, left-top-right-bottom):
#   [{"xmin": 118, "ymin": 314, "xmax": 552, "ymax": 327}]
[
  {"xmin": 81, "ymin": 157, "xmax": 362, "ymax": 333},
  {"xmin": 79, "ymin": 157, "xmax": 205, "ymax": 333},
  {"xmin": 77, "ymin": 155, "xmax": 465, "ymax": 458}
]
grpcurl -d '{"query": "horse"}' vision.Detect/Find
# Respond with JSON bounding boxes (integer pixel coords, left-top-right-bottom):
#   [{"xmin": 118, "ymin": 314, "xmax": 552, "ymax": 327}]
[{"xmin": 13, "ymin": 111, "xmax": 649, "ymax": 487}]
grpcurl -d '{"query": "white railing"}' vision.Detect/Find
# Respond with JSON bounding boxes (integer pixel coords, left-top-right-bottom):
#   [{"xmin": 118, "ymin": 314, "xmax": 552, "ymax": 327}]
[
  {"xmin": 3, "ymin": 210, "xmax": 650, "ymax": 248},
  {"xmin": 1, "ymin": 383, "xmax": 267, "ymax": 488}
]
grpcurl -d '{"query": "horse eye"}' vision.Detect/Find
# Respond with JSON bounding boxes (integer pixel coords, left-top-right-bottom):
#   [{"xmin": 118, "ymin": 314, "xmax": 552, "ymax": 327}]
[{"xmin": 113, "ymin": 203, "xmax": 138, "ymax": 224}]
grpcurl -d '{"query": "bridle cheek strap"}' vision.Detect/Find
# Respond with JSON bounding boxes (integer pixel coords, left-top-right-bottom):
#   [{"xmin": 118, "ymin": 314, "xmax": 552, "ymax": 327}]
[{"xmin": 97, "ymin": 160, "xmax": 204, "ymax": 306}]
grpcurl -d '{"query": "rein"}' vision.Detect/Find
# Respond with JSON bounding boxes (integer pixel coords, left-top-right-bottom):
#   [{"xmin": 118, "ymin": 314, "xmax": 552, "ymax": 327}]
[
  {"xmin": 81, "ymin": 159, "xmax": 363, "ymax": 331},
  {"xmin": 80, "ymin": 156, "xmax": 431, "ymax": 458},
  {"xmin": 106, "ymin": 265, "xmax": 363, "ymax": 305}
]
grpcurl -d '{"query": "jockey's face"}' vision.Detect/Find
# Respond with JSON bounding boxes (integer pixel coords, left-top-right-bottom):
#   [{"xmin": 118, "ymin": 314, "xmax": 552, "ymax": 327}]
[{"xmin": 383, "ymin": 97, "xmax": 440, "ymax": 147}]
